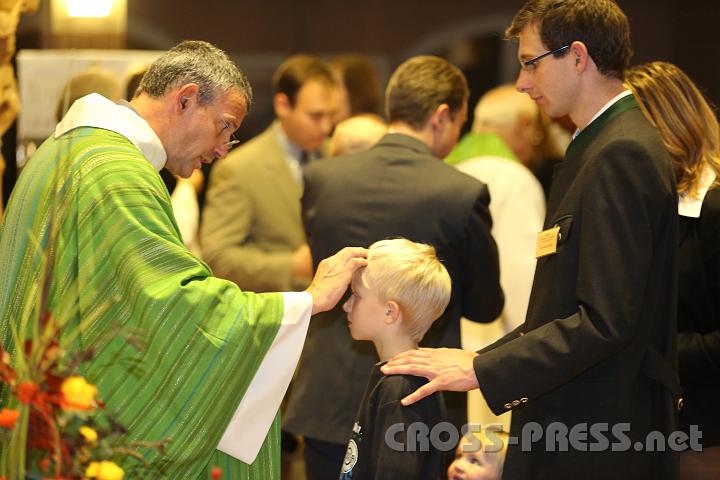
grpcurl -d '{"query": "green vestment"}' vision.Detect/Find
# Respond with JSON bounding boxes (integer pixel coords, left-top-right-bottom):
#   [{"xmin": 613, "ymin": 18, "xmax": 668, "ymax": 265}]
[
  {"xmin": 0, "ymin": 124, "xmax": 284, "ymax": 479},
  {"xmin": 444, "ymin": 131, "xmax": 517, "ymax": 166}
]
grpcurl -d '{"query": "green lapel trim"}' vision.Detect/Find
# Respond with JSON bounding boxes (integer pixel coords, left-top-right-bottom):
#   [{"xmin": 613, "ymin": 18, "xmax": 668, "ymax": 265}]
[{"xmin": 567, "ymin": 94, "xmax": 638, "ymax": 156}]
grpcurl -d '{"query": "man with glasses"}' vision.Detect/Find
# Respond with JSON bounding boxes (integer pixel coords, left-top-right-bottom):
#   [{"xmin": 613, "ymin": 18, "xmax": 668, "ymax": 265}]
[
  {"xmin": 0, "ymin": 41, "xmax": 366, "ymax": 478},
  {"xmin": 202, "ymin": 55, "xmax": 338, "ymax": 294},
  {"xmin": 383, "ymin": 1, "xmax": 681, "ymax": 478}
]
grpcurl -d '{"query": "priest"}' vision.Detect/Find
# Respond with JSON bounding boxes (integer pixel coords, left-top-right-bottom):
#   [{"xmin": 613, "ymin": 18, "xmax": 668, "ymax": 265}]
[{"xmin": 0, "ymin": 40, "xmax": 366, "ymax": 479}]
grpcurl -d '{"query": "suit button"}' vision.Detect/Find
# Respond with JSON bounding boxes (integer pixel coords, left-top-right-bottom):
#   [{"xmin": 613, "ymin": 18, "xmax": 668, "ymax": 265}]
[
  {"xmin": 512, "ymin": 400, "xmax": 520, "ymax": 407},
  {"xmin": 677, "ymin": 397, "xmax": 684, "ymax": 411},
  {"xmin": 520, "ymin": 397, "xmax": 528, "ymax": 403},
  {"xmin": 504, "ymin": 403, "xmax": 512, "ymax": 410}
]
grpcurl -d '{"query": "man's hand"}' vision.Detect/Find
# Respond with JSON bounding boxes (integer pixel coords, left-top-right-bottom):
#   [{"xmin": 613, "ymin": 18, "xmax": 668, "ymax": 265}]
[
  {"xmin": 381, "ymin": 348, "xmax": 479, "ymax": 406},
  {"xmin": 305, "ymin": 247, "xmax": 367, "ymax": 315}
]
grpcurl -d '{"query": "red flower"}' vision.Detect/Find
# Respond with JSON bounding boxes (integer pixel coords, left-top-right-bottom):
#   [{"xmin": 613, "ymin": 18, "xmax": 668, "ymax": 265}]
[
  {"xmin": 37, "ymin": 456, "xmax": 51, "ymax": 472},
  {"xmin": 17, "ymin": 381, "xmax": 40, "ymax": 404},
  {"xmin": 0, "ymin": 408, "xmax": 20, "ymax": 429},
  {"xmin": 211, "ymin": 466, "xmax": 223, "ymax": 479}
]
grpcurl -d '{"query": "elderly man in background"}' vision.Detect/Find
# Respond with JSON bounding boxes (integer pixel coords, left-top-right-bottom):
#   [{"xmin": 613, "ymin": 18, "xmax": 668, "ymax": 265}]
[
  {"xmin": 328, "ymin": 113, "xmax": 387, "ymax": 157},
  {"xmin": 451, "ymin": 85, "xmax": 547, "ymax": 431},
  {"xmin": 456, "ymin": 84, "xmax": 546, "ymax": 335}
]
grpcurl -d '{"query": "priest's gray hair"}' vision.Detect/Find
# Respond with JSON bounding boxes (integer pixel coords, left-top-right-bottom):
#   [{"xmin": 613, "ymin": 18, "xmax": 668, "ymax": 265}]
[{"xmin": 139, "ymin": 40, "xmax": 253, "ymax": 110}]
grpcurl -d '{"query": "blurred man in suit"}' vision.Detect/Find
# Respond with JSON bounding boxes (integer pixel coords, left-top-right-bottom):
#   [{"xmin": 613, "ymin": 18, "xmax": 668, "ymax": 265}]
[
  {"xmin": 201, "ymin": 55, "xmax": 337, "ymax": 292},
  {"xmin": 284, "ymin": 55, "xmax": 503, "ymax": 479}
]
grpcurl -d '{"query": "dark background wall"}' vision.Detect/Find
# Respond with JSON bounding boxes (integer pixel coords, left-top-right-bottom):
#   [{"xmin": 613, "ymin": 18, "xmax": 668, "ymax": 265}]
[
  {"xmin": 13, "ymin": 0, "xmax": 719, "ymax": 134},
  {"xmin": 124, "ymin": 0, "xmax": 719, "ymax": 138},
  {"xmin": 4, "ymin": 0, "xmax": 718, "ymax": 206},
  {"xmin": 122, "ymin": 0, "xmax": 718, "ymax": 100}
]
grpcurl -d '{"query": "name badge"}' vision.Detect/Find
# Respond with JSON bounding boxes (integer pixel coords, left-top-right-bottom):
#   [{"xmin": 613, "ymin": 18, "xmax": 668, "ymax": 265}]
[{"xmin": 536, "ymin": 226, "xmax": 561, "ymax": 258}]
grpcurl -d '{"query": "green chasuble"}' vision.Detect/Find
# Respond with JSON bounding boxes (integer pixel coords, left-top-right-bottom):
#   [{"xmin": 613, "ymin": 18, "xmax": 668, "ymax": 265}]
[
  {"xmin": 444, "ymin": 131, "xmax": 517, "ymax": 166},
  {"xmin": 0, "ymin": 123, "xmax": 285, "ymax": 477}
]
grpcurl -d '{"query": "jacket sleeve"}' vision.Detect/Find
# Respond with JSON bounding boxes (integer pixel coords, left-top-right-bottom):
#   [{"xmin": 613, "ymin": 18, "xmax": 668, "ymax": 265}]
[
  {"xmin": 460, "ymin": 183, "xmax": 504, "ymax": 323},
  {"xmin": 474, "ymin": 139, "xmax": 672, "ymax": 414}
]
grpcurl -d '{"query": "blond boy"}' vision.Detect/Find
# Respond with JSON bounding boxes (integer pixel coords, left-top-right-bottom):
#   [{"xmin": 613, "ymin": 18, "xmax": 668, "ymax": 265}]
[{"xmin": 339, "ymin": 238, "xmax": 452, "ymax": 479}]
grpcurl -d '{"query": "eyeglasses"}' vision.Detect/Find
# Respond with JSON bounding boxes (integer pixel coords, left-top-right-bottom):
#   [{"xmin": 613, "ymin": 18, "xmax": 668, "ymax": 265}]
[
  {"xmin": 221, "ymin": 119, "xmax": 240, "ymax": 149},
  {"xmin": 521, "ymin": 45, "xmax": 570, "ymax": 72}
]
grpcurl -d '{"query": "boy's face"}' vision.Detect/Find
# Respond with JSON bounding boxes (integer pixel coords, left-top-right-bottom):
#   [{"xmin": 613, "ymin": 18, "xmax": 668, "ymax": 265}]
[
  {"xmin": 447, "ymin": 438, "xmax": 500, "ymax": 480},
  {"xmin": 343, "ymin": 268, "xmax": 387, "ymax": 341}
]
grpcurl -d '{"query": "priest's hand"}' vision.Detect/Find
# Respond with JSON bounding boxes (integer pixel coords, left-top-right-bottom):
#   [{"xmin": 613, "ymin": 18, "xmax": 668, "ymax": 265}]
[
  {"xmin": 381, "ymin": 347, "xmax": 480, "ymax": 406},
  {"xmin": 306, "ymin": 247, "xmax": 367, "ymax": 315}
]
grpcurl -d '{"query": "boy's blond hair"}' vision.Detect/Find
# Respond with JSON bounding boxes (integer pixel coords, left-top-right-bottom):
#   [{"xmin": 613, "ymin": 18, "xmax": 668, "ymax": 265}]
[{"xmin": 364, "ymin": 238, "xmax": 451, "ymax": 342}]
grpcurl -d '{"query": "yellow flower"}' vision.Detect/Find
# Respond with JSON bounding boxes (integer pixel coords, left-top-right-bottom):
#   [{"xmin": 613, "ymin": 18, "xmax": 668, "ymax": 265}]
[
  {"xmin": 79, "ymin": 425, "xmax": 98, "ymax": 443},
  {"xmin": 85, "ymin": 460, "xmax": 124, "ymax": 480},
  {"xmin": 60, "ymin": 376, "xmax": 97, "ymax": 411}
]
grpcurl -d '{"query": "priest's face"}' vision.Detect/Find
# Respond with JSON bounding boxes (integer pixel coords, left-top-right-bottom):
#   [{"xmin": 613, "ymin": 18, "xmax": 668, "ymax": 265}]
[{"xmin": 166, "ymin": 87, "xmax": 247, "ymax": 178}]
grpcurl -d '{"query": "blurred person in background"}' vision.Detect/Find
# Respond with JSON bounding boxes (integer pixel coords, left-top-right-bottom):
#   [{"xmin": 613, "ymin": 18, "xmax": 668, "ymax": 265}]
[
  {"xmin": 201, "ymin": 55, "xmax": 338, "ymax": 292},
  {"xmin": 55, "ymin": 65, "xmax": 122, "ymax": 122},
  {"xmin": 284, "ymin": 55, "xmax": 502, "ymax": 480},
  {"xmin": 446, "ymin": 84, "xmax": 569, "ymax": 198},
  {"xmin": 328, "ymin": 54, "xmax": 383, "ymax": 125},
  {"xmin": 450, "ymin": 85, "xmax": 546, "ymax": 432},
  {"xmin": 328, "ymin": 113, "xmax": 386, "ymax": 156},
  {"xmin": 627, "ymin": 60, "xmax": 720, "ymax": 479}
]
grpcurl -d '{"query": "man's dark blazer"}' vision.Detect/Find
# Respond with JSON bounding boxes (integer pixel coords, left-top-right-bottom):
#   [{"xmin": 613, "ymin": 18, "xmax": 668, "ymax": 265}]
[
  {"xmin": 283, "ymin": 133, "xmax": 504, "ymax": 446},
  {"xmin": 474, "ymin": 95, "xmax": 680, "ymax": 479}
]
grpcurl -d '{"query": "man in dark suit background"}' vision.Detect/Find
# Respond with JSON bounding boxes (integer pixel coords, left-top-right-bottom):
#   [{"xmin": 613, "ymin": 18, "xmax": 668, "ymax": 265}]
[
  {"xmin": 283, "ymin": 55, "xmax": 504, "ymax": 479},
  {"xmin": 384, "ymin": 1, "xmax": 681, "ymax": 479}
]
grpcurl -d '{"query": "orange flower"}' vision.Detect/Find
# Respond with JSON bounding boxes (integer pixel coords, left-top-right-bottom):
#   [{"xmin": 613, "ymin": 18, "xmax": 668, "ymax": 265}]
[
  {"xmin": 0, "ymin": 408, "xmax": 20, "ymax": 429},
  {"xmin": 211, "ymin": 467, "xmax": 223, "ymax": 479},
  {"xmin": 37, "ymin": 457, "xmax": 51, "ymax": 472},
  {"xmin": 16, "ymin": 381, "xmax": 39, "ymax": 404},
  {"xmin": 60, "ymin": 376, "xmax": 97, "ymax": 411}
]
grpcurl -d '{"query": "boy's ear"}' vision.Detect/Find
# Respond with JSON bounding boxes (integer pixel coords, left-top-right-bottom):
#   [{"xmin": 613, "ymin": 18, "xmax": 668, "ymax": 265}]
[{"xmin": 384, "ymin": 301, "xmax": 402, "ymax": 325}]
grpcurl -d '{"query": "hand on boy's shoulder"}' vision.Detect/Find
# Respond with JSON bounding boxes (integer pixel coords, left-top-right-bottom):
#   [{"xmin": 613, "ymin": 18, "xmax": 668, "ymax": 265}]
[
  {"xmin": 381, "ymin": 347, "xmax": 480, "ymax": 406},
  {"xmin": 375, "ymin": 362, "xmax": 442, "ymax": 409}
]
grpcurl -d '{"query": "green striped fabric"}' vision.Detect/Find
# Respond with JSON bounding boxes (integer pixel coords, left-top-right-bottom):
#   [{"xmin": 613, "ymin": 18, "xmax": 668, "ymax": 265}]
[{"xmin": 0, "ymin": 127, "xmax": 283, "ymax": 479}]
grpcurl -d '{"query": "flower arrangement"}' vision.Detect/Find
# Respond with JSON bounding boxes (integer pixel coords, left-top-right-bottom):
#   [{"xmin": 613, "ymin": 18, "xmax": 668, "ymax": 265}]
[
  {"xmin": 0, "ymin": 296, "xmax": 175, "ymax": 480},
  {"xmin": 0, "ymin": 319, "xmax": 151, "ymax": 479}
]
